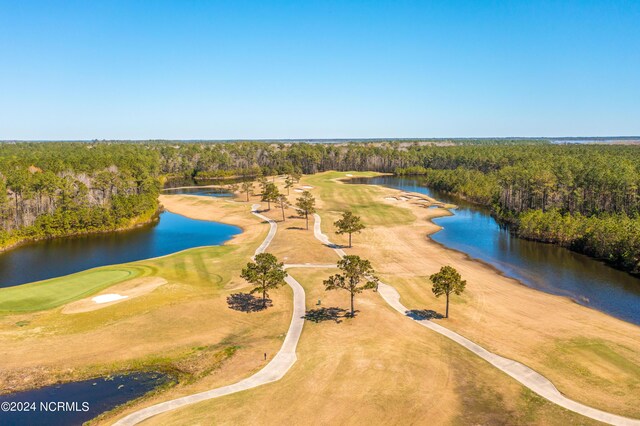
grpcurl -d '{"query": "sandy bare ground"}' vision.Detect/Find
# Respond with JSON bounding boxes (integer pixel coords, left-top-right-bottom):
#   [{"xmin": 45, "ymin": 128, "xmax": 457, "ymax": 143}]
[{"xmin": 61, "ymin": 277, "xmax": 168, "ymax": 314}]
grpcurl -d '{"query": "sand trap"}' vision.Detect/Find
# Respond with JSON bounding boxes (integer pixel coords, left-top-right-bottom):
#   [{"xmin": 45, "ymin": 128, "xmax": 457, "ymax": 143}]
[
  {"xmin": 62, "ymin": 277, "xmax": 168, "ymax": 314},
  {"xmin": 398, "ymin": 197, "xmax": 409, "ymax": 201},
  {"xmin": 294, "ymin": 189, "xmax": 304, "ymax": 193},
  {"xmin": 384, "ymin": 197, "xmax": 398, "ymax": 201},
  {"xmin": 93, "ymin": 294, "xmax": 128, "ymax": 304},
  {"xmin": 301, "ymin": 185, "xmax": 314, "ymax": 189},
  {"xmin": 346, "ymin": 174, "xmax": 353, "ymax": 177}
]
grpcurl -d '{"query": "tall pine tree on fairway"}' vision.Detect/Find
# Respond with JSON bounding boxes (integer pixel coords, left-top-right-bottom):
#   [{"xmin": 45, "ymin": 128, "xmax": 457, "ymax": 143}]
[
  {"xmin": 284, "ymin": 176, "xmax": 294, "ymax": 195},
  {"xmin": 277, "ymin": 194, "xmax": 289, "ymax": 221},
  {"xmin": 241, "ymin": 180, "xmax": 253, "ymax": 202},
  {"xmin": 324, "ymin": 255, "xmax": 379, "ymax": 317},
  {"xmin": 241, "ymin": 253, "xmax": 287, "ymax": 308},
  {"xmin": 429, "ymin": 265, "xmax": 466, "ymax": 318},
  {"xmin": 295, "ymin": 190, "xmax": 316, "ymax": 230},
  {"xmin": 334, "ymin": 211, "xmax": 365, "ymax": 248},
  {"xmin": 262, "ymin": 183, "xmax": 279, "ymax": 210}
]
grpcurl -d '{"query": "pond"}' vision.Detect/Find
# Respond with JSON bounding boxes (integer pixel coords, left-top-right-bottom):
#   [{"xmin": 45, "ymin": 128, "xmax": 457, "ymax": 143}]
[
  {"xmin": 0, "ymin": 211, "xmax": 241, "ymax": 288},
  {"xmin": 0, "ymin": 372, "xmax": 172, "ymax": 426},
  {"xmin": 348, "ymin": 176, "xmax": 640, "ymax": 325},
  {"xmin": 162, "ymin": 186, "xmax": 233, "ymax": 198}
]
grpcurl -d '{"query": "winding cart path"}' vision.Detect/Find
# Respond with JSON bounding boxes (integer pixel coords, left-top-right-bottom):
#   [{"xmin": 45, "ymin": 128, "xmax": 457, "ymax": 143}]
[
  {"xmin": 113, "ymin": 205, "xmax": 306, "ymax": 426},
  {"xmin": 113, "ymin": 205, "xmax": 639, "ymax": 426},
  {"xmin": 312, "ymin": 212, "xmax": 640, "ymax": 426}
]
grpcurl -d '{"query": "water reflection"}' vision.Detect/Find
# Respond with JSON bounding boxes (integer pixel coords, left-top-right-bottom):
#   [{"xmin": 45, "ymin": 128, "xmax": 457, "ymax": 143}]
[
  {"xmin": 348, "ymin": 176, "xmax": 640, "ymax": 325},
  {"xmin": 162, "ymin": 186, "xmax": 233, "ymax": 198},
  {"xmin": 0, "ymin": 212, "xmax": 241, "ymax": 288},
  {"xmin": 0, "ymin": 372, "xmax": 172, "ymax": 426}
]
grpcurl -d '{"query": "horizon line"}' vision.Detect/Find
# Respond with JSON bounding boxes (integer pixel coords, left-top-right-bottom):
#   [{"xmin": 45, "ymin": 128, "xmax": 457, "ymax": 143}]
[{"xmin": 2, "ymin": 136, "xmax": 640, "ymax": 143}]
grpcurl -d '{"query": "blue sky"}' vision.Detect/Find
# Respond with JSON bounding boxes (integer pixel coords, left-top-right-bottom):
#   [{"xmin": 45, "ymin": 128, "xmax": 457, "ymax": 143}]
[{"xmin": 1, "ymin": 1, "xmax": 638, "ymax": 139}]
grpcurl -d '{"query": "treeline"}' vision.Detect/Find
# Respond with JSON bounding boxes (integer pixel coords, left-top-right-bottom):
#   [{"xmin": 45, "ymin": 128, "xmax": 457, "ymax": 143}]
[
  {"xmin": 2, "ymin": 141, "xmax": 639, "ymax": 275},
  {"xmin": 154, "ymin": 139, "xmax": 550, "ymax": 179},
  {"xmin": 2, "ymin": 140, "xmax": 547, "ymax": 248},
  {"xmin": 395, "ymin": 166, "xmax": 499, "ymax": 204},
  {"xmin": 519, "ymin": 210, "xmax": 640, "ymax": 272},
  {"xmin": 396, "ymin": 145, "xmax": 640, "ymax": 274},
  {"xmin": 0, "ymin": 143, "xmax": 160, "ymax": 249}
]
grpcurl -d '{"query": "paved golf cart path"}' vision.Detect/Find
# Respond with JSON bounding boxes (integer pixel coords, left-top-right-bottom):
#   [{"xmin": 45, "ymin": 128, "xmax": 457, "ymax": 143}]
[
  {"xmin": 113, "ymin": 205, "xmax": 306, "ymax": 426},
  {"xmin": 313, "ymin": 212, "xmax": 640, "ymax": 426},
  {"xmin": 113, "ymin": 204, "xmax": 638, "ymax": 426}
]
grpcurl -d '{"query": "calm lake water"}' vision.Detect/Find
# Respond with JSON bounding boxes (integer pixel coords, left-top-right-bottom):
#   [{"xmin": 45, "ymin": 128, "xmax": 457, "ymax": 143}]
[
  {"xmin": 0, "ymin": 372, "xmax": 171, "ymax": 426},
  {"xmin": 348, "ymin": 176, "xmax": 640, "ymax": 325},
  {"xmin": 0, "ymin": 211, "xmax": 241, "ymax": 287},
  {"xmin": 162, "ymin": 186, "xmax": 233, "ymax": 197}
]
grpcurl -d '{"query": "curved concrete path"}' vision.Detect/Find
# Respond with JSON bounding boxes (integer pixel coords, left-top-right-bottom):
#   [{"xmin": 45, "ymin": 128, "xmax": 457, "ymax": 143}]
[
  {"xmin": 113, "ymin": 205, "xmax": 305, "ymax": 426},
  {"xmin": 312, "ymin": 213, "xmax": 640, "ymax": 426}
]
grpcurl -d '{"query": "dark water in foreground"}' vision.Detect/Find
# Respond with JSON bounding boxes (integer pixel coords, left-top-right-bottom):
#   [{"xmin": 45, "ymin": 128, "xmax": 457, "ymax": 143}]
[
  {"xmin": 0, "ymin": 372, "xmax": 171, "ymax": 426},
  {"xmin": 0, "ymin": 211, "xmax": 241, "ymax": 287},
  {"xmin": 348, "ymin": 176, "xmax": 640, "ymax": 325}
]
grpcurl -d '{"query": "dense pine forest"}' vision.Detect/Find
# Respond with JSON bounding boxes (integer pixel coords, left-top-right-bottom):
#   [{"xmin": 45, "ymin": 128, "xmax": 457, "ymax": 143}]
[
  {"xmin": 395, "ymin": 145, "xmax": 640, "ymax": 274},
  {"xmin": 0, "ymin": 143, "xmax": 160, "ymax": 249},
  {"xmin": 1, "ymin": 140, "xmax": 639, "ymax": 275}
]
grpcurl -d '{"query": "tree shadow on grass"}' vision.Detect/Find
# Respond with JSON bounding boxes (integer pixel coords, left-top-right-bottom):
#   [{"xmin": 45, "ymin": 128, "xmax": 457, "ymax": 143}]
[
  {"xmin": 344, "ymin": 309, "xmax": 361, "ymax": 318},
  {"xmin": 286, "ymin": 226, "xmax": 306, "ymax": 230},
  {"xmin": 303, "ymin": 307, "xmax": 348, "ymax": 323},
  {"xmin": 324, "ymin": 242, "xmax": 348, "ymax": 250},
  {"xmin": 227, "ymin": 293, "xmax": 272, "ymax": 313},
  {"xmin": 406, "ymin": 309, "xmax": 444, "ymax": 320}
]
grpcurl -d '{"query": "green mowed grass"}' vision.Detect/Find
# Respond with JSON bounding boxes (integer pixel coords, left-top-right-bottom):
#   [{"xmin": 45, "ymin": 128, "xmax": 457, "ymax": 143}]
[
  {"xmin": 0, "ymin": 266, "xmax": 146, "ymax": 313},
  {"xmin": 0, "ymin": 192, "xmax": 261, "ymax": 316},
  {"xmin": 304, "ymin": 171, "xmax": 415, "ymax": 226},
  {"xmin": 0, "ymin": 244, "xmax": 239, "ymax": 314},
  {"xmin": 147, "ymin": 245, "xmax": 235, "ymax": 288}
]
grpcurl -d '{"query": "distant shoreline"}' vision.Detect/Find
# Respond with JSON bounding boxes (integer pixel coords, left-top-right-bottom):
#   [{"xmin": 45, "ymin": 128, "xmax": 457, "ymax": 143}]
[{"xmin": 1, "ymin": 136, "xmax": 639, "ymax": 144}]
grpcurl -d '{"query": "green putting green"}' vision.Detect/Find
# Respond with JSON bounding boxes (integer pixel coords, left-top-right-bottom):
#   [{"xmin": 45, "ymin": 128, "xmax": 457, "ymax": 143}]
[{"xmin": 0, "ymin": 267, "xmax": 145, "ymax": 313}]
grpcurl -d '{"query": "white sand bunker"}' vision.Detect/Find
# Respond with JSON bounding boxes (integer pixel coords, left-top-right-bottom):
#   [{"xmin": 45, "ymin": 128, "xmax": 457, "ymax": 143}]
[
  {"xmin": 346, "ymin": 174, "xmax": 353, "ymax": 177},
  {"xmin": 294, "ymin": 189, "xmax": 304, "ymax": 193},
  {"xmin": 62, "ymin": 277, "xmax": 167, "ymax": 314},
  {"xmin": 93, "ymin": 294, "xmax": 128, "ymax": 304},
  {"xmin": 301, "ymin": 185, "xmax": 314, "ymax": 189},
  {"xmin": 384, "ymin": 197, "xmax": 398, "ymax": 201}
]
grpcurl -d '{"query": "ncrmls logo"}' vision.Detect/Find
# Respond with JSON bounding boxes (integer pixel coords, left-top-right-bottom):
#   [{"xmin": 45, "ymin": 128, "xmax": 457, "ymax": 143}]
[{"xmin": 40, "ymin": 401, "xmax": 90, "ymax": 412}]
